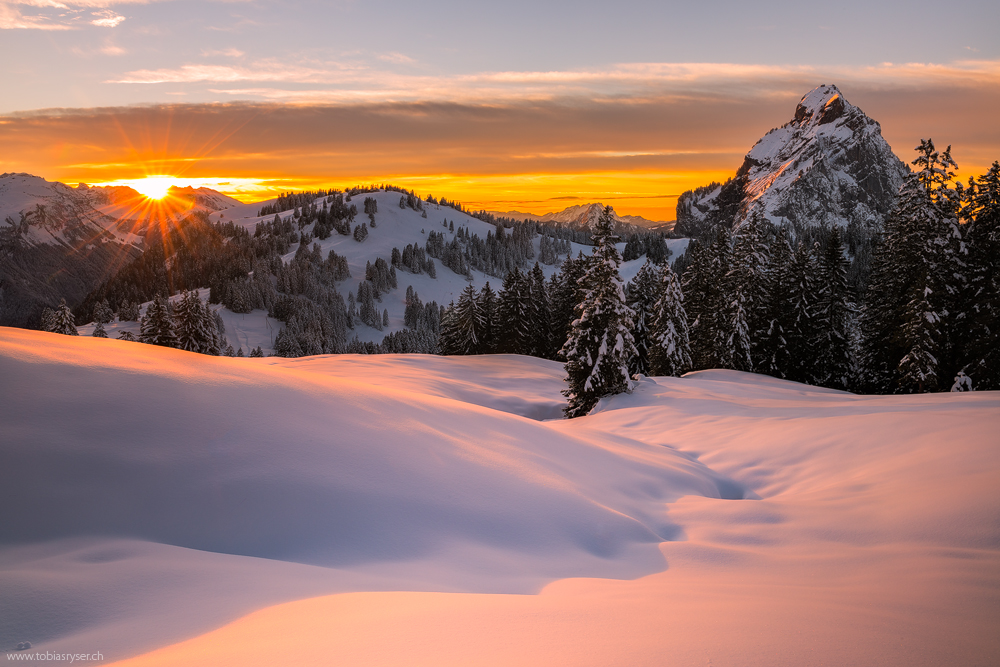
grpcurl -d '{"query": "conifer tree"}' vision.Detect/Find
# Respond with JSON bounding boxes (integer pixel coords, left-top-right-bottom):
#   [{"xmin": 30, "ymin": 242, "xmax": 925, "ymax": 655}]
[
  {"xmin": 648, "ymin": 263, "xmax": 692, "ymax": 377},
  {"xmin": 39, "ymin": 307, "xmax": 56, "ymax": 332},
  {"xmin": 93, "ymin": 299, "xmax": 114, "ymax": 324},
  {"xmin": 625, "ymin": 260, "xmax": 659, "ymax": 375},
  {"xmin": 897, "ymin": 284, "xmax": 941, "ymax": 392},
  {"xmin": 273, "ymin": 328, "xmax": 302, "ymax": 357},
  {"xmin": 813, "ymin": 227, "xmax": 854, "ymax": 389},
  {"xmin": 684, "ymin": 228, "xmax": 731, "ymax": 370},
  {"xmin": 550, "ymin": 253, "xmax": 586, "ymax": 359},
  {"xmin": 528, "ymin": 262, "xmax": 551, "ymax": 358},
  {"xmin": 119, "ymin": 301, "xmax": 140, "ymax": 322},
  {"xmin": 562, "ymin": 207, "xmax": 637, "ymax": 418},
  {"xmin": 785, "ymin": 242, "xmax": 820, "ymax": 383},
  {"xmin": 175, "ymin": 291, "xmax": 212, "ymax": 353},
  {"xmin": 93, "ymin": 321, "xmax": 108, "ymax": 338},
  {"xmin": 958, "ymin": 162, "xmax": 1000, "ymax": 388},
  {"xmin": 201, "ymin": 301, "xmax": 222, "ymax": 355},
  {"xmin": 477, "ymin": 282, "xmax": 499, "ymax": 354},
  {"xmin": 139, "ymin": 295, "xmax": 177, "ymax": 347},
  {"xmin": 52, "ymin": 299, "xmax": 78, "ymax": 335},
  {"xmin": 862, "ymin": 140, "xmax": 964, "ymax": 392},
  {"xmin": 725, "ymin": 214, "xmax": 770, "ymax": 372},
  {"xmin": 759, "ymin": 228, "xmax": 795, "ymax": 378},
  {"xmin": 497, "ymin": 268, "xmax": 532, "ymax": 354},
  {"xmin": 442, "ymin": 286, "xmax": 483, "ymax": 355}
]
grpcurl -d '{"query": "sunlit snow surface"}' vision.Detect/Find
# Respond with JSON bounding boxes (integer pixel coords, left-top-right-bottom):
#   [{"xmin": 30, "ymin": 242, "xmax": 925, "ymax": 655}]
[{"xmin": 1, "ymin": 329, "xmax": 998, "ymax": 666}]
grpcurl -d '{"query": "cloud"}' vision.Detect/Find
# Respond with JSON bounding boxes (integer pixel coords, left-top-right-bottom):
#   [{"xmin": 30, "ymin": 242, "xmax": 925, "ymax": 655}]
[
  {"xmin": 201, "ymin": 47, "xmax": 245, "ymax": 58},
  {"xmin": 1, "ymin": 0, "xmax": 139, "ymax": 30},
  {"xmin": 3, "ymin": 64, "xmax": 998, "ymax": 217},
  {"xmin": 0, "ymin": 2, "xmax": 72, "ymax": 28},
  {"xmin": 108, "ymin": 59, "xmax": 1000, "ymax": 109},
  {"xmin": 111, "ymin": 61, "xmax": 358, "ymax": 84},
  {"xmin": 378, "ymin": 52, "xmax": 415, "ymax": 65},
  {"xmin": 90, "ymin": 8, "xmax": 123, "ymax": 26}
]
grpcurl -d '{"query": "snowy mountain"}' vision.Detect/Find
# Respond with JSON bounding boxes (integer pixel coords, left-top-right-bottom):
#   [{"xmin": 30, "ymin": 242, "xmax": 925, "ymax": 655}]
[
  {"xmin": 675, "ymin": 85, "xmax": 908, "ymax": 237},
  {"xmin": 2, "ymin": 327, "xmax": 998, "ymax": 665},
  {"xmin": 491, "ymin": 203, "xmax": 671, "ymax": 230},
  {"xmin": 0, "ymin": 173, "xmax": 242, "ymax": 327},
  {"xmin": 80, "ymin": 190, "xmax": 688, "ymax": 354}
]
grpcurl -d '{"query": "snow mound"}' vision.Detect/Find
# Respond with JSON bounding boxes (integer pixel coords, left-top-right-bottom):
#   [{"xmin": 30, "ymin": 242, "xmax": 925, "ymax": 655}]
[
  {"xmin": 3, "ymin": 328, "xmax": 998, "ymax": 666},
  {"xmin": 0, "ymin": 328, "xmax": 746, "ymax": 660}
]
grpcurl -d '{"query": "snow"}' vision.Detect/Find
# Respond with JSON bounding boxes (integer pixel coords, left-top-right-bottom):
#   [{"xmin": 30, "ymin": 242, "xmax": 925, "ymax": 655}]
[
  {"xmin": 2, "ymin": 327, "xmax": 998, "ymax": 665},
  {"xmin": 76, "ymin": 192, "xmax": 688, "ymax": 353}
]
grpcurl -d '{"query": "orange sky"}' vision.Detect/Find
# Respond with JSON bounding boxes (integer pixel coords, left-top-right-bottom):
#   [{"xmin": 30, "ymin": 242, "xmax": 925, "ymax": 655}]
[{"xmin": 2, "ymin": 80, "xmax": 997, "ymax": 221}]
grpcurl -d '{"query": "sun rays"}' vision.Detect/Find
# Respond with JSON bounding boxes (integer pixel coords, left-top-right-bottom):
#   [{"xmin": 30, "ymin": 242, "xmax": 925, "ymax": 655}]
[{"xmin": 129, "ymin": 176, "xmax": 175, "ymax": 200}]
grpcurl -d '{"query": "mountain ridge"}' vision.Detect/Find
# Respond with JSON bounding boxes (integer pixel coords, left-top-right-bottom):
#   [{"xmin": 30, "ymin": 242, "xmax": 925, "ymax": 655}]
[
  {"xmin": 675, "ymin": 84, "xmax": 908, "ymax": 238},
  {"xmin": 490, "ymin": 203, "xmax": 673, "ymax": 230}
]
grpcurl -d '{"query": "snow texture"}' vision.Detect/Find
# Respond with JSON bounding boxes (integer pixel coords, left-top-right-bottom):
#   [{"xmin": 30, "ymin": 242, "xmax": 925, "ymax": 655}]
[{"xmin": 1, "ymin": 328, "xmax": 998, "ymax": 666}]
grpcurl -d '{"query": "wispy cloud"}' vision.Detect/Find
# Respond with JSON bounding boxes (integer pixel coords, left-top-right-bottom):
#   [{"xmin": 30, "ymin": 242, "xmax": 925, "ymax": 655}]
[
  {"xmin": 378, "ymin": 52, "xmax": 415, "ymax": 65},
  {"xmin": 109, "ymin": 59, "xmax": 1000, "ymax": 106},
  {"xmin": 201, "ymin": 47, "xmax": 245, "ymax": 58},
  {"xmin": 1, "ymin": 0, "xmax": 156, "ymax": 29},
  {"xmin": 90, "ymin": 8, "xmax": 123, "ymax": 26}
]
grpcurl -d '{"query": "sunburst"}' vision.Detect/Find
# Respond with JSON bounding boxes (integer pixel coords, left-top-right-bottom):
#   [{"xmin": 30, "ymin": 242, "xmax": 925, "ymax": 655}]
[{"xmin": 130, "ymin": 176, "xmax": 175, "ymax": 200}]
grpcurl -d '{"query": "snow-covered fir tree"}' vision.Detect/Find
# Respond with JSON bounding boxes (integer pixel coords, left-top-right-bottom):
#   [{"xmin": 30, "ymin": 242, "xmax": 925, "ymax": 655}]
[
  {"xmin": 813, "ymin": 227, "xmax": 855, "ymax": 389},
  {"xmin": 527, "ymin": 262, "xmax": 551, "ymax": 358},
  {"xmin": 862, "ymin": 140, "xmax": 965, "ymax": 393},
  {"xmin": 785, "ymin": 242, "xmax": 821, "ymax": 384},
  {"xmin": 549, "ymin": 253, "xmax": 586, "ymax": 359},
  {"xmin": 496, "ymin": 268, "xmax": 532, "ymax": 354},
  {"xmin": 477, "ymin": 282, "xmax": 499, "ymax": 354},
  {"xmin": 93, "ymin": 299, "xmax": 114, "ymax": 324},
  {"xmin": 175, "ymin": 291, "xmax": 219, "ymax": 355},
  {"xmin": 759, "ymin": 227, "xmax": 796, "ymax": 378},
  {"xmin": 52, "ymin": 299, "xmax": 78, "ymax": 336},
  {"xmin": 958, "ymin": 161, "xmax": 1000, "ymax": 388},
  {"xmin": 625, "ymin": 260, "xmax": 660, "ymax": 376},
  {"xmin": 139, "ymin": 295, "xmax": 176, "ymax": 347},
  {"xmin": 725, "ymin": 213, "xmax": 771, "ymax": 372},
  {"xmin": 440, "ymin": 285, "xmax": 484, "ymax": 355},
  {"xmin": 561, "ymin": 206, "xmax": 637, "ymax": 418},
  {"xmin": 648, "ymin": 263, "xmax": 692, "ymax": 377},
  {"xmin": 92, "ymin": 321, "xmax": 108, "ymax": 338},
  {"xmin": 684, "ymin": 228, "xmax": 731, "ymax": 370}
]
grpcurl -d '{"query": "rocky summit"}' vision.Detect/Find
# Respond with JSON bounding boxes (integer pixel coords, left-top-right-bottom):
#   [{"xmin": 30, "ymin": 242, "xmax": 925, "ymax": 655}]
[{"xmin": 676, "ymin": 85, "xmax": 909, "ymax": 238}]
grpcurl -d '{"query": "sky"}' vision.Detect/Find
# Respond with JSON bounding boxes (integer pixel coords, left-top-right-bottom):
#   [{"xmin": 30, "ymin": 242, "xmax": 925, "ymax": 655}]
[{"xmin": 2, "ymin": 0, "xmax": 998, "ymax": 220}]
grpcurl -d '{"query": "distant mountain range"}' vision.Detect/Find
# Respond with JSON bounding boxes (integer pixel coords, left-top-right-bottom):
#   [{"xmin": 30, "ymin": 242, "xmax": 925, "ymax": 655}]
[
  {"xmin": 0, "ymin": 173, "xmax": 240, "ymax": 326},
  {"xmin": 675, "ymin": 84, "xmax": 908, "ymax": 238},
  {"xmin": 490, "ymin": 203, "xmax": 674, "ymax": 231}
]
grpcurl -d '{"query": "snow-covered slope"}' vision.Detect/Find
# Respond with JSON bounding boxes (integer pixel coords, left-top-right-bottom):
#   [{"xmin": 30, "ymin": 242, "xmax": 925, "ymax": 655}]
[
  {"xmin": 143, "ymin": 190, "xmax": 688, "ymax": 352},
  {"xmin": 0, "ymin": 174, "xmax": 241, "ymax": 248},
  {"xmin": 1, "ymin": 329, "xmax": 997, "ymax": 665},
  {"xmin": 0, "ymin": 173, "xmax": 134, "ymax": 247},
  {"xmin": 0, "ymin": 173, "xmax": 243, "ymax": 327},
  {"xmin": 675, "ymin": 85, "xmax": 908, "ymax": 236}
]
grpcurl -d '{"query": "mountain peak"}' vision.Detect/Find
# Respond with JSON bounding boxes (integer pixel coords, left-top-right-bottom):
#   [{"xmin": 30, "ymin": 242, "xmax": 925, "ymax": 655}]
[
  {"xmin": 793, "ymin": 84, "xmax": 846, "ymax": 124},
  {"xmin": 676, "ymin": 84, "xmax": 907, "ymax": 238}
]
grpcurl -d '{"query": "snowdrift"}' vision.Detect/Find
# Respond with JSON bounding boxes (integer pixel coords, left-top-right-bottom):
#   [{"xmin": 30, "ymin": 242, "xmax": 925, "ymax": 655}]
[{"xmin": 1, "ymin": 328, "xmax": 998, "ymax": 666}]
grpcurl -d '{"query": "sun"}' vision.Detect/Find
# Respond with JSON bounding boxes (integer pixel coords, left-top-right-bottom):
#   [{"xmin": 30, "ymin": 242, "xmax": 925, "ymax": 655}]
[{"xmin": 132, "ymin": 176, "xmax": 175, "ymax": 200}]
